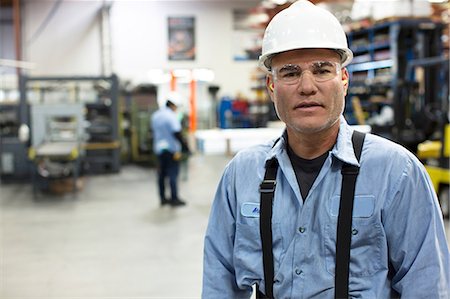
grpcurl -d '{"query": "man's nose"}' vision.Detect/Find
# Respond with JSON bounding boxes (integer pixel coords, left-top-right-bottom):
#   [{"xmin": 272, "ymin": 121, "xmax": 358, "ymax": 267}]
[{"xmin": 297, "ymin": 71, "xmax": 318, "ymax": 95}]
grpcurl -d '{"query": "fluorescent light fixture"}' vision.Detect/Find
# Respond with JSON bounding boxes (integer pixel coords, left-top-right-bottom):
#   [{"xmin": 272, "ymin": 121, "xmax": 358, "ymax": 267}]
[
  {"xmin": 262, "ymin": 0, "xmax": 277, "ymax": 9},
  {"xmin": 272, "ymin": 0, "xmax": 288, "ymax": 5},
  {"xmin": 147, "ymin": 69, "xmax": 171, "ymax": 84},
  {"xmin": 192, "ymin": 69, "xmax": 215, "ymax": 82},
  {"xmin": 172, "ymin": 69, "xmax": 192, "ymax": 79}
]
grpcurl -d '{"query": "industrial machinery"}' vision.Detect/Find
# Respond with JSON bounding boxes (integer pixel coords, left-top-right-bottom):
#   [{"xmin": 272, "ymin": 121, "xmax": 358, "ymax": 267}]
[
  {"xmin": 28, "ymin": 103, "xmax": 84, "ymax": 195},
  {"xmin": 407, "ymin": 57, "xmax": 450, "ymax": 218},
  {"xmin": 0, "ymin": 102, "xmax": 30, "ymax": 181},
  {"xmin": 20, "ymin": 74, "xmax": 121, "ymax": 175},
  {"xmin": 129, "ymin": 84, "xmax": 158, "ymax": 165}
]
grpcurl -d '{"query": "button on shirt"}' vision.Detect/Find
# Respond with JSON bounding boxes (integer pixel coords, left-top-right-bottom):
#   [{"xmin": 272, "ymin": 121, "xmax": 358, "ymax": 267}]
[
  {"xmin": 151, "ymin": 106, "xmax": 182, "ymax": 155},
  {"xmin": 202, "ymin": 116, "xmax": 450, "ymax": 299}
]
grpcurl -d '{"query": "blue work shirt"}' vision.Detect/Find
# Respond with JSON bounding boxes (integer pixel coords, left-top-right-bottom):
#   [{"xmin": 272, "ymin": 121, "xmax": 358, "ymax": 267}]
[
  {"xmin": 202, "ymin": 116, "xmax": 450, "ymax": 299},
  {"xmin": 151, "ymin": 106, "xmax": 182, "ymax": 155}
]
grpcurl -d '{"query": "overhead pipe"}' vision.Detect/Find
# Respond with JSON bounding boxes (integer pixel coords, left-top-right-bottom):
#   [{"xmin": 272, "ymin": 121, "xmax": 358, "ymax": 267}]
[
  {"xmin": 13, "ymin": 0, "xmax": 21, "ymax": 76},
  {"xmin": 100, "ymin": 1, "xmax": 113, "ymax": 75},
  {"xmin": 13, "ymin": 0, "xmax": 30, "ymax": 137}
]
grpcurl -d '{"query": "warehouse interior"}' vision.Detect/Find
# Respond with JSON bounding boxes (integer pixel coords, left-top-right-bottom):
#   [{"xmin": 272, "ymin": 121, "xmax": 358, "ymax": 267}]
[{"xmin": 0, "ymin": 0, "xmax": 449, "ymax": 297}]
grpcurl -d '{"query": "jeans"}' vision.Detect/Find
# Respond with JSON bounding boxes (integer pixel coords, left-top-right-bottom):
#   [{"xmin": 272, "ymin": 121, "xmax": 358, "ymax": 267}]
[{"xmin": 157, "ymin": 150, "xmax": 180, "ymax": 202}]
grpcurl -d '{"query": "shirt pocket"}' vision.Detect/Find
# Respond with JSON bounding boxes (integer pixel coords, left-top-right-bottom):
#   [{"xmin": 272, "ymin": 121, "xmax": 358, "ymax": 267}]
[
  {"xmin": 329, "ymin": 195, "xmax": 375, "ymax": 218},
  {"xmin": 323, "ymin": 195, "xmax": 384, "ymax": 277}
]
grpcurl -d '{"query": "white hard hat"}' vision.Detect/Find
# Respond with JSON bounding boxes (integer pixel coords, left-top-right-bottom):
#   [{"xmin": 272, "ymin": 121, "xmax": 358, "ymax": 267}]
[
  {"xmin": 166, "ymin": 91, "xmax": 184, "ymax": 107},
  {"xmin": 259, "ymin": 0, "xmax": 353, "ymax": 73}
]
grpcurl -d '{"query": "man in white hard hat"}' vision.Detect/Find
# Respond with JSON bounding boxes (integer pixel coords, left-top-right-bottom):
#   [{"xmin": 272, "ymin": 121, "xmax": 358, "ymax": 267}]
[
  {"xmin": 151, "ymin": 92, "xmax": 190, "ymax": 207},
  {"xmin": 202, "ymin": 1, "xmax": 449, "ymax": 298}
]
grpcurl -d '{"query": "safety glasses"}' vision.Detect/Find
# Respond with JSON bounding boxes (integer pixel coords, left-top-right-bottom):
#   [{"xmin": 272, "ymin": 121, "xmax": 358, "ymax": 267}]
[{"xmin": 271, "ymin": 61, "xmax": 342, "ymax": 84}]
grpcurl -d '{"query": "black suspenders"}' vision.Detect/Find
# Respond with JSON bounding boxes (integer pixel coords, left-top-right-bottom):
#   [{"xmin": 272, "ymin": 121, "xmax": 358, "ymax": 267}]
[
  {"xmin": 257, "ymin": 131, "xmax": 366, "ymax": 299},
  {"xmin": 335, "ymin": 130, "xmax": 365, "ymax": 298},
  {"xmin": 259, "ymin": 158, "xmax": 279, "ymax": 299}
]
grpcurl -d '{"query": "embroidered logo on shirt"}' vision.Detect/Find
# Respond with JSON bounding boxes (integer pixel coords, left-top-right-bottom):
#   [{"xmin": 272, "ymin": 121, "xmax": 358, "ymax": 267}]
[{"xmin": 241, "ymin": 202, "xmax": 260, "ymax": 218}]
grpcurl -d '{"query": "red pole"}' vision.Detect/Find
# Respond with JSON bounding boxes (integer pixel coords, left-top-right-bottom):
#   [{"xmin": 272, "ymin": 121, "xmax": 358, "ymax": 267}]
[{"xmin": 170, "ymin": 70, "xmax": 176, "ymax": 91}]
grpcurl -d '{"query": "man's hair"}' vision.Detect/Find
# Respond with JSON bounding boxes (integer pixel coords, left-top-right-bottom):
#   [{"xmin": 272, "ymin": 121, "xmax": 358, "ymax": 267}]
[{"xmin": 166, "ymin": 100, "xmax": 176, "ymax": 108}]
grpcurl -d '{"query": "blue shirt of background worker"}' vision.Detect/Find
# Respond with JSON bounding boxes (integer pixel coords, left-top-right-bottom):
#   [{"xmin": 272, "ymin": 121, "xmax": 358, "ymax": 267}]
[{"xmin": 152, "ymin": 104, "xmax": 182, "ymax": 155}]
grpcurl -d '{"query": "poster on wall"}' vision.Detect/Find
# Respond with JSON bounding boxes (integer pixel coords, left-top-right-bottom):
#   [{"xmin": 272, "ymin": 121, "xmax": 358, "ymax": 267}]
[
  {"xmin": 232, "ymin": 9, "xmax": 265, "ymax": 61},
  {"xmin": 168, "ymin": 17, "xmax": 195, "ymax": 61}
]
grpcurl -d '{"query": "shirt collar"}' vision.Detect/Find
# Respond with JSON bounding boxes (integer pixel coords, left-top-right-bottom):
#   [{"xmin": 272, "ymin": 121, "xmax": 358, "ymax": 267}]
[
  {"xmin": 331, "ymin": 116, "xmax": 360, "ymax": 167},
  {"xmin": 267, "ymin": 115, "xmax": 360, "ymax": 167}
]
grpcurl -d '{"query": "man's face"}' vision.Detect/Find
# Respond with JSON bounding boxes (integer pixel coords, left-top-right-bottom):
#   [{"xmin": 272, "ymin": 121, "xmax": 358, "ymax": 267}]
[{"xmin": 266, "ymin": 49, "xmax": 349, "ymax": 135}]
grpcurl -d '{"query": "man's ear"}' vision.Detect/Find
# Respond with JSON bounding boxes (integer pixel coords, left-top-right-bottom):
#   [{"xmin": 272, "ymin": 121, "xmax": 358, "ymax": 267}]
[
  {"xmin": 266, "ymin": 75, "xmax": 275, "ymax": 100},
  {"xmin": 341, "ymin": 68, "xmax": 349, "ymax": 95}
]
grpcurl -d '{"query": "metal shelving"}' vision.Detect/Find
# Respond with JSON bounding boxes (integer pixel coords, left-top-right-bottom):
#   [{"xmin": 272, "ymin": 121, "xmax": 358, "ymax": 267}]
[{"xmin": 345, "ymin": 19, "xmax": 446, "ymax": 151}]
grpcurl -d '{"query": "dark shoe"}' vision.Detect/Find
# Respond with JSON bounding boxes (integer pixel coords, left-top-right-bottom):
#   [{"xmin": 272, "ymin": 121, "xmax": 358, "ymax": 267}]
[
  {"xmin": 160, "ymin": 199, "xmax": 171, "ymax": 207},
  {"xmin": 170, "ymin": 199, "xmax": 186, "ymax": 207}
]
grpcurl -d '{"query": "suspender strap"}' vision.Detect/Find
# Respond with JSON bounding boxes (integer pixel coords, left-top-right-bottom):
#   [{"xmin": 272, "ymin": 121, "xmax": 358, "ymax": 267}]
[
  {"xmin": 259, "ymin": 157, "xmax": 278, "ymax": 299},
  {"xmin": 258, "ymin": 131, "xmax": 365, "ymax": 299},
  {"xmin": 351, "ymin": 130, "xmax": 365, "ymax": 162},
  {"xmin": 335, "ymin": 130, "xmax": 365, "ymax": 299},
  {"xmin": 256, "ymin": 288, "xmax": 266, "ymax": 299}
]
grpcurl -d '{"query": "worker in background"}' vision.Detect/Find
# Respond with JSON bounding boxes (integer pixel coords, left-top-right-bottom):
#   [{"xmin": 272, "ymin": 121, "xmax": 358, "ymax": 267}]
[
  {"xmin": 202, "ymin": 1, "xmax": 449, "ymax": 298},
  {"xmin": 151, "ymin": 92, "xmax": 190, "ymax": 207}
]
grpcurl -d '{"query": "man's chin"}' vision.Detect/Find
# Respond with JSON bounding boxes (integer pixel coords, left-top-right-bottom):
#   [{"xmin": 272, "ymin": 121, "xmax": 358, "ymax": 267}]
[{"xmin": 289, "ymin": 120, "xmax": 338, "ymax": 135}]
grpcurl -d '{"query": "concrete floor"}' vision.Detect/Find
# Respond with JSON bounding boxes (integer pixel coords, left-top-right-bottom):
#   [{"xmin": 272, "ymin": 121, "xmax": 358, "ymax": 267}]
[
  {"xmin": 1, "ymin": 154, "xmax": 230, "ymax": 299},
  {"xmin": 1, "ymin": 154, "xmax": 449, "ymax": 298}
]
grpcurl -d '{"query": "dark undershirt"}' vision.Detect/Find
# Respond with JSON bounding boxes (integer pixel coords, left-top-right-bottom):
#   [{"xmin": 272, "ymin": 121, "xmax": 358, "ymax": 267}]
[{"xmin": 287, "ymin": 145, "xmax": 329, "ymax": 201}]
